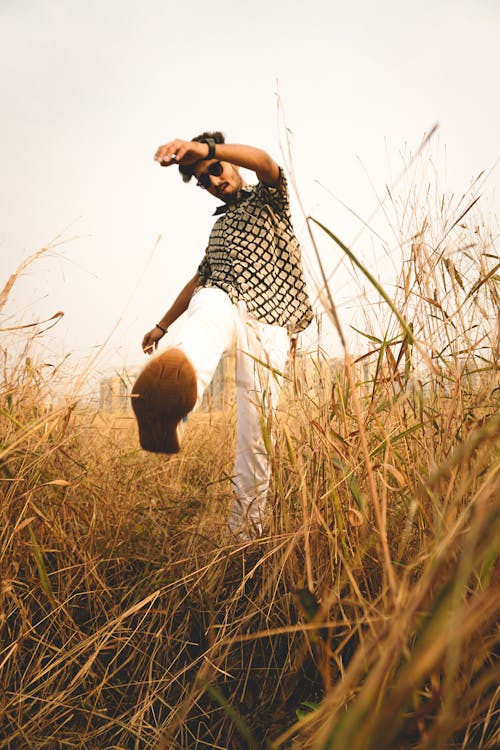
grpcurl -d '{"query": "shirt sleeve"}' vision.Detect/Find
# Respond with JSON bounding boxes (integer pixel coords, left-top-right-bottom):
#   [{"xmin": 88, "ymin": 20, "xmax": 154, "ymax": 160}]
[{"xmin": 254, "ymin": 166, "xmax": 290, "ymax": 217}]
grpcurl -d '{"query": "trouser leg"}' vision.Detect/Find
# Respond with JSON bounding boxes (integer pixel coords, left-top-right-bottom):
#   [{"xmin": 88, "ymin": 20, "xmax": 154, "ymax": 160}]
[
  {"xmin": 169, "ymin": 287, "xmax": 237, "ymax": 412},
  {"xmin": 228, "ymin": 306, "xmax": 289, "ymax": 537},
  {"xmin": 169, "ymin": 288, "xmax": 289, "ymax": 538}
]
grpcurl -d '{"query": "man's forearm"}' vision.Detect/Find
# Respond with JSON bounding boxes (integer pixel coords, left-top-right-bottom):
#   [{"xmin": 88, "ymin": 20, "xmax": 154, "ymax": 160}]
[
  {"xmin": 210, "ymin": 144, "xmax": 280, "ymax": 186},
  {"xmin": 157, "ymin": 273, "xmax": 201, "ymax": 330}
]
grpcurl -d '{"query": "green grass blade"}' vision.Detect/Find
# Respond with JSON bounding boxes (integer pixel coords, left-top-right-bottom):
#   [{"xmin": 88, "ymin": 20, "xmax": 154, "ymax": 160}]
[
  {"xmin": 309, "ymin": 217, "xmax": 415, "ymax": 345},
  {"xmin": 204, "ymin": 682, "xmax": 261, "ymax": 750}
]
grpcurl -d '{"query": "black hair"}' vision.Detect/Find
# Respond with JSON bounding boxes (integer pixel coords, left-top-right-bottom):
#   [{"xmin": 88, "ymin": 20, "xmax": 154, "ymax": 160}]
[{"xmin": 179, "ymin": 130, "xmax": 226, "ymax": 183}]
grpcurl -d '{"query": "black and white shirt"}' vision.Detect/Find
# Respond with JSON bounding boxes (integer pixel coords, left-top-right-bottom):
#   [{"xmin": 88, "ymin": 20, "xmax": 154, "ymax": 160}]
[{"xmin": 197, "ymin": 169, "xmax": 313, "ymax": 336}]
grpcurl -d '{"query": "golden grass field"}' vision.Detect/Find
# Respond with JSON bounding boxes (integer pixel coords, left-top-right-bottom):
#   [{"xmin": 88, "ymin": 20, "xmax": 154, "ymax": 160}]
[{"xmin": 1, "ymin": 177, "xmax": 499, "ymax": 748}]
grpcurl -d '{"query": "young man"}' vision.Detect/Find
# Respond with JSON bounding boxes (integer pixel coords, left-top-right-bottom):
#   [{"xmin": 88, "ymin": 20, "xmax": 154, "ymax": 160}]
[{"xmin": 132, "ymin": 131, "xmax": 313, "ymax": 539}]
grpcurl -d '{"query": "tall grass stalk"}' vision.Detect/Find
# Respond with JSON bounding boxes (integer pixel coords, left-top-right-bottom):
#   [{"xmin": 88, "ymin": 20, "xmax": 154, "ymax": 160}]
[{"xmin": 1, "ymin": 159, "xmax": 499, "ymax": 748}]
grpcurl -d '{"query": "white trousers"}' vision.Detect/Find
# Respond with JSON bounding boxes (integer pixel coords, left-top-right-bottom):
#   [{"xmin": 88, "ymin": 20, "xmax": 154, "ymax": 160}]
[{"xmin": 169, "ymin": 287, "xmax": 289, "ymax": 536}]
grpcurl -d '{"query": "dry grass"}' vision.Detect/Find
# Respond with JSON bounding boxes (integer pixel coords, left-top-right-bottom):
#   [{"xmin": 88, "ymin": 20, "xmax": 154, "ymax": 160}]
[{"xmin": 1, "ymin": 168, "xmax": 499, "ymax": 749}]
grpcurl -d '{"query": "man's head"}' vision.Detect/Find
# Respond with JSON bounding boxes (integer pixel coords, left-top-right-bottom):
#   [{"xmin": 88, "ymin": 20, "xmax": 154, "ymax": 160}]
[{"xmin": 179, "ymin": 131, "xmax": 244, "ymax": 202}]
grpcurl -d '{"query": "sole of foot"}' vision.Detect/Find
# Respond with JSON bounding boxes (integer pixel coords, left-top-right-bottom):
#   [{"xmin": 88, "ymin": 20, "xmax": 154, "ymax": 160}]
[{"xmin": 131, "ymin": 348, "xmax": 197, "ymax": 454}]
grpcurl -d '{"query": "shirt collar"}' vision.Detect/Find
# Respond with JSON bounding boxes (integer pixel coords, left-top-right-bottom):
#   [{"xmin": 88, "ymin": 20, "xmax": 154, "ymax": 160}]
[{"xmin": 212, "ymin": 186, "xmax": 253, "ymax": 215}]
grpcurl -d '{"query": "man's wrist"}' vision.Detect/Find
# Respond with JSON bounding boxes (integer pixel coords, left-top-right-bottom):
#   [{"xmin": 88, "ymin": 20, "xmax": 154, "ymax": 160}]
[
  {"xmin": 199, "ymin": 138, "xmax": 216, "ymax": 160},
  {"xmin": 155, "ymin": 323, "xmax": 168, "ymax": 335}
]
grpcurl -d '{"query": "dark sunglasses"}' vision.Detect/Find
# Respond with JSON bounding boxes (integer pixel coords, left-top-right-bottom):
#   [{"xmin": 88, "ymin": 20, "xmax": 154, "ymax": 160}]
[{"xmin": 196, "ymin": 161, "xmax": 223, "ymax": 189}]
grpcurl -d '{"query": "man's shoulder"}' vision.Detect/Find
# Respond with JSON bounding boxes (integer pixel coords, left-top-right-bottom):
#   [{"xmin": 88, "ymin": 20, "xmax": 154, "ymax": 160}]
[
  {"xmin": 253, "ymin": 167, "xmax": 290, "ymax": 215},
  {"xmin": 257, "ymin": 166, "xmax": 288, "ymax": 192},
  {"xmin": 243, "ymin": 166, "xmax": 287, "ymax": 194}
]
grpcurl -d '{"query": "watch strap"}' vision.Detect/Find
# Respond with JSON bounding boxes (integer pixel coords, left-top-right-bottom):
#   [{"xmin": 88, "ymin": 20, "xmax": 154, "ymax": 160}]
[{"xmin": 200, "ymin": 138, "xmax": 216, "ymax": 160}]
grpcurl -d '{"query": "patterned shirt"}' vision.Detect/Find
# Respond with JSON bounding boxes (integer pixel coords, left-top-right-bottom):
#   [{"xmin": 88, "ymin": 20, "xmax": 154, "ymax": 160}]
[{"xmin": 197, "ymin": 169, "xmax": 313, "ymax": 335}]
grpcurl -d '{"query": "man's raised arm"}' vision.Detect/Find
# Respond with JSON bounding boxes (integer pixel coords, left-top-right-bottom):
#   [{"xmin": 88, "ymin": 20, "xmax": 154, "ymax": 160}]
[{"xmin": 154, "ymin": 139, "xmax": 281, "ymax": 187}]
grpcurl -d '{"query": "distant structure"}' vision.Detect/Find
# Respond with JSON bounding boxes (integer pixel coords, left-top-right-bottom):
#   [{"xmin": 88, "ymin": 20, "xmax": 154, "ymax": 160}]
[
  {"xmin": 201, "ymin": 350, "xmax": 235, "ymax": 410},
  {"xmin": 100, "ymin": 349, "xmax": 449, "ymax": 413},
  {"xmin": 99, "ymin": 371, "xmax": 137, "ymax": 412}
]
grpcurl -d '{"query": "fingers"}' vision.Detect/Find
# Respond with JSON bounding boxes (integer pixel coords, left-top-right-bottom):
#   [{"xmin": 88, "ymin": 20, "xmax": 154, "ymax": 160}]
[
  {"xmin": 155, "ymin": 149, "xmax": 177, "ymax": 166},
  {"xmin": 155, "ymin": 139, "xmax": 183, "ymax": 166},
  {"xmin": 142, "ymin": 330, "xmax": 162, "ymax": 355},
  {"xmin": 141, "ymin": 333, "xmax": 153, "ymax": 355}
]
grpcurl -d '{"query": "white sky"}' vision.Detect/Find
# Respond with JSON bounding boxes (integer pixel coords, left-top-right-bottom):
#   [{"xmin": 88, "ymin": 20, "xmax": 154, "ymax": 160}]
[{"xmin": 1, "ymin": 0, "xmax": 498, "ymax": 378}]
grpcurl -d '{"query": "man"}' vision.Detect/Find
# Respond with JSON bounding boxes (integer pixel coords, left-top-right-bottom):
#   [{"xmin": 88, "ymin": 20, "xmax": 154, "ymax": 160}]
[{"xmin": 132, "ymin": 131, "xmax": 313, "ymax": 539}]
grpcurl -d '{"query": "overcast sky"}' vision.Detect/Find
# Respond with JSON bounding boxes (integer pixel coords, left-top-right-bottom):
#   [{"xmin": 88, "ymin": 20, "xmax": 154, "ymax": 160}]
[{"xmin": 1, "ymin": 0, "xmax": 498, "ymax": 378}]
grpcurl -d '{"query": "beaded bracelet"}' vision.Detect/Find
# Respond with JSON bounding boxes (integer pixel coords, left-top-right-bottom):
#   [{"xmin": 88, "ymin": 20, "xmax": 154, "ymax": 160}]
[{"xmin": 155, "ymin": 323, "xmax": 168, "ymax": 334}]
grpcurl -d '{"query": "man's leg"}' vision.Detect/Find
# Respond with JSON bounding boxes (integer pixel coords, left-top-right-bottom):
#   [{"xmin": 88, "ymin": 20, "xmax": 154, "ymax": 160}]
[
  {"xmin": 132, "ymin": 288, "xmax": 236, "ymax": 453},
  {"xmin": 228, "ymin": 306, "xmax": 289, "ymax": 538},
  {"xmin": 170, "ymin": 287, "xmax": 237, "ymax": 410}
]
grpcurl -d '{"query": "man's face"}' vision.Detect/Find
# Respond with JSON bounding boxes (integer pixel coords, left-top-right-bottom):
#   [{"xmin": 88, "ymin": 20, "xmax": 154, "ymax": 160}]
[{"xmin": 193, "ymin": 160, "xmax": 244, "ymax": 201}]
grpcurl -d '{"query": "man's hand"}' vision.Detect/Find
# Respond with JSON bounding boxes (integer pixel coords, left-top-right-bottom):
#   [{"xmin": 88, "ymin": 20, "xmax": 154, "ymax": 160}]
[
  {"xmin": 154, "ymin": 139, "xmax": 209, "ymax": 167},
  {"xmin": 142, "ymin": 326, "xmax": 165, "ymax": 355}
]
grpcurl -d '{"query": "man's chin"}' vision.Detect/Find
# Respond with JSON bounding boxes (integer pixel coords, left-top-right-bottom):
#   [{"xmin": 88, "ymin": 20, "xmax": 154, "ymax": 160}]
[{"xmin": 218, "ymin": 187, "xmax": 235, "ymax": 201}]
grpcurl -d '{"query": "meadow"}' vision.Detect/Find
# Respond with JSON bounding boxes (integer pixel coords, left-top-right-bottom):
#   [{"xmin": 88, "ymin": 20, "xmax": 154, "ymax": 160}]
[{"xmin": 1, "ymin": 169, "xmax": 499, "ymax": 749}]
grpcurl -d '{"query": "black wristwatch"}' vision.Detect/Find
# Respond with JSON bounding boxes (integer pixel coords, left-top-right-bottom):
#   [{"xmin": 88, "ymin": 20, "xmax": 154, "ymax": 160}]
[{"xmin": 199, "ymin": 138, "xmax": 216, "ymax": 160}]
